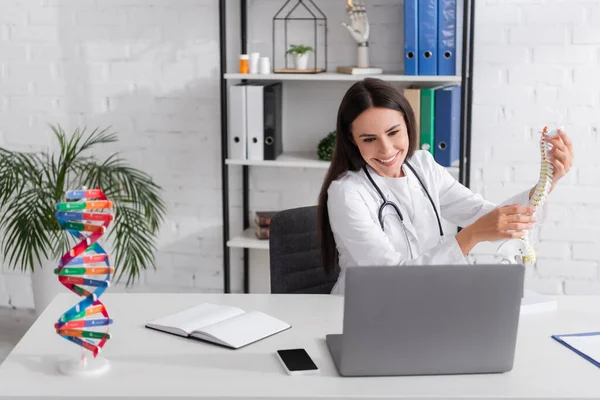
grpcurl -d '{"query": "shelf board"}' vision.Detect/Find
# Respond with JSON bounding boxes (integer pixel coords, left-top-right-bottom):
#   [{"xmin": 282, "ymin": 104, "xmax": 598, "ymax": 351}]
[
  {"xmin": 226, "ymin": 151, "xmax": 459, "ymax": 175},
  {"xmin": 224, "ymin": 72, "xmax": 461, "ymax": 86},
  {"xmin": 227, "ymin": 228, "xmax": 269, "ymax": 250},
  {"xmin": 226, "ymin": 151, "xmax": 330, "ymax": 169}
]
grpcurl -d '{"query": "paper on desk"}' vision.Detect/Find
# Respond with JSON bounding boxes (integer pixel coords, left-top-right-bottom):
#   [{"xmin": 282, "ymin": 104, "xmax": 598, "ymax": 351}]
[{"xmin": 553, "ymin": 332, "xmax": 600, "ymax": 368}]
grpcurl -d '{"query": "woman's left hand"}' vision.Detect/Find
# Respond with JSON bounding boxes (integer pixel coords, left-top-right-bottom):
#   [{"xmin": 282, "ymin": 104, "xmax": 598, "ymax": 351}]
[{"xmin": 548, "ymin": 128, "xmax": 573, "ymax": 190}]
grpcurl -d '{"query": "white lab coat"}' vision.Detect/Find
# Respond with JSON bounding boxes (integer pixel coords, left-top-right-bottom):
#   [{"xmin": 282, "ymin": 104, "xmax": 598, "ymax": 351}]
[{"xmin": 326, "ymin": 150, "xmax": 547, "ymax": 295}]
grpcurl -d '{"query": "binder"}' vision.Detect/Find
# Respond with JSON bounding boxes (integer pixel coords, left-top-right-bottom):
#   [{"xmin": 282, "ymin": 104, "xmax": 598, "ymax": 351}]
[
  {"xmin": 419, "ymin": 87, "xmax": 437, "ymax": 155},
  {"xmin": 418, "ymin": 0, "xmax": 438, "ymax": 75},
  {"xmin": 403, "ymin": 88, "xmax": 421, "ymax": 146},
  {"xmin": 433, "ymin": 85, "xmax": 461, "ymax": 167},
  {"xmin": 246, "ymin": 81, "xmax": 283, "ymax": 161},
  {"xmin": 404, "ymin": 0, "xmax": 418, "ymax": 75},
  {"xmin": 246, "ymin": 83, "xmax": 264, "ymax": 161},
  {"xmin": 228, "ymin": 83, "xmax": 247, "ymax": 160},
  {"xmin": 551, "ymin": 331, "xmax": 600, "ymax": 368},
  {"xmin": 437, "ymin": 0, "xmax": 463, "ymax": 76}
]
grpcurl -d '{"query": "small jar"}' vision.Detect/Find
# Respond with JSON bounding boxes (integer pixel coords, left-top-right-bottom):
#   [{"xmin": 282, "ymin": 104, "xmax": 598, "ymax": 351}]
[
  {"xmin": 259, "ymin": 57, "xmax": 271, "ymax": 74},
  {"xmin": 249, "ymin": 52, "xmax": 260, "ymax": 74},
  {"xmin": 239, "ymin": 54, "xmax": 249, "ymax": 74}
]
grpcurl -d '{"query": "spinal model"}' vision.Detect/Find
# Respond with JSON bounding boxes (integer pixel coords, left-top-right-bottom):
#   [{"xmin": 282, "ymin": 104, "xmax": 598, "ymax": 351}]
[{"xmin": 496, "ymin": 126, "xmax": 559, "ymax": 266}]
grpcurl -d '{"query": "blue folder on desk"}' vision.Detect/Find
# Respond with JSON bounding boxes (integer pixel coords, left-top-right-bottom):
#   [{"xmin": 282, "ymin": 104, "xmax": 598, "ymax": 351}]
[{"xmin": 552, "ymin": 331, "xmax": 600, "ymax": 368}]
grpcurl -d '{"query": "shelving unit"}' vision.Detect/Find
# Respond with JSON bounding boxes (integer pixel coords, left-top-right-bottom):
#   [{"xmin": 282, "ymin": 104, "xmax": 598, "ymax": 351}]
[
  {"xmin": 218, "ymin": 0, "xmax": 475, "ymax": 294},
  {"xmin": 224, "ymin": 72, "xmax": 461, "ymax": 86}
]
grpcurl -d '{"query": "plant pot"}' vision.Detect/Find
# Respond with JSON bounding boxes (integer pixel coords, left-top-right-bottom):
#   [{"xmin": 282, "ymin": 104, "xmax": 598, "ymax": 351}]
[
  {"xmin": 30, "ymin": 255, "xmax": 63, "ymax": 317},
  {"xmin": 294, "ymin": 53, "xmax": 309, "ymax": 70}
]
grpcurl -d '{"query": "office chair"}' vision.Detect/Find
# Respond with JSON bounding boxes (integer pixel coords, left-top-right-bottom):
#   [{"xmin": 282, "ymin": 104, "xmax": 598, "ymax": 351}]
[{"xmin": 269, "ymin": 205, "xmax": 339, "ymax": 294}]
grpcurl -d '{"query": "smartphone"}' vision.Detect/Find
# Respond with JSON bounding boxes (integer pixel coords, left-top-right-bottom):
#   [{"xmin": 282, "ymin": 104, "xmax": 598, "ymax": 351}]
[{"xmin": 276, "ymin": 348, "xmax": 319, "ymax": 375}]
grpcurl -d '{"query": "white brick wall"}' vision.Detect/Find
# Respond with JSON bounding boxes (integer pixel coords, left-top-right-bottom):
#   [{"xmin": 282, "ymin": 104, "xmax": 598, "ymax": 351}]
[
  {"xmin": 0, "ymin": 0, "xmax": 229, "ymax": 309},
  {"xmin": 1, "ymin": 0, "xmax": 598, "ymax": 309},
  {"xmin": 468, "ymin": 0, "xmax": 600, "ymax": 295}
]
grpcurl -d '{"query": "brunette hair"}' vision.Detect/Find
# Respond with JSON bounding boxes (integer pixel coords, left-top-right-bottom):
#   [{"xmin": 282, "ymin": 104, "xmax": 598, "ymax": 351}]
[{"xmin": 316, "ymin": 78, "xmax": 418, "ymax": 276}]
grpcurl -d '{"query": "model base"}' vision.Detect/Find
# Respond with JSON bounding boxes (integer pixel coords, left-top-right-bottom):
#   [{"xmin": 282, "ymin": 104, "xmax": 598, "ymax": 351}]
[
  {"xmin": 58, "ymin": 355, "xmax": 109, "ymax": 376},
  {"xmin": 496, "ymin": 239, "xmax": 528, "ymax": 265}
]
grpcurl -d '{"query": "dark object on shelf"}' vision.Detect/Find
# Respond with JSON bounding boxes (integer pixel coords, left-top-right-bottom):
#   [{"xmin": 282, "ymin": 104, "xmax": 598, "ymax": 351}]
[
  {"xmin": 255, "ymin": 211, "xmax": 278, "ymax": 227},
  {"xmin": 317, "ymin": 131, "xmax": 336, "ymax": 161},
  {"xmin": 272, "ymin": 0, "xmax": 327, "ymax": 74}
]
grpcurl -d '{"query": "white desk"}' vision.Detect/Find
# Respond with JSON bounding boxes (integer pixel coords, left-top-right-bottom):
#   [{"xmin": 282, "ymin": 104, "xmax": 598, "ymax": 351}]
[{"xmin": 1, "ymin": 293, "xmax": 599, "ymax": 399}]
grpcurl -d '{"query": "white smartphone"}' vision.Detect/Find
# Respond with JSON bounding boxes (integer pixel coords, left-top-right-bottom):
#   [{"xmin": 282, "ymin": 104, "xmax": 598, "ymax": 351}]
[{"xmin": 276, "ymin": 348, "xmax": 319, "ymax": 375}]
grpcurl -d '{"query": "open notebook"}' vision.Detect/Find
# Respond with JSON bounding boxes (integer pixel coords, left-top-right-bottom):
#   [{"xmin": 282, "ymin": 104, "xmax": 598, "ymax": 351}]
[{"xmin": 145, "ymin": 303, "xmax": 291, "ymax": 349}]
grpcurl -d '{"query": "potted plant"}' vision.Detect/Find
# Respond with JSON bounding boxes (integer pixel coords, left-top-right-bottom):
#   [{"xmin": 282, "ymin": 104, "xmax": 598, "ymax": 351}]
[
  {"xmin": 286, "ymin": 44, "xmax": 314, "ymax": 70},
  {"xmin": 0, "ymin": 125, "xmax": 166, "ymax": 315}
]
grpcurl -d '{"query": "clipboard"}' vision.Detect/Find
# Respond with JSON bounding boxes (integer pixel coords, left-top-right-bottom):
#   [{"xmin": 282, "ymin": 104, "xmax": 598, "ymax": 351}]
[{"xmin": 551, "ymin": 331, "xmax": 600, "ymax": 368}]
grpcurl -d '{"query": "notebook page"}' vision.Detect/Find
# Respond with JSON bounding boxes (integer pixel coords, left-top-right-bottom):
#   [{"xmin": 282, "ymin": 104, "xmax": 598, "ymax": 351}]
[
  {"xmin": 148, "ymin": 303, "xmax": 245, "ymax": 334},
  {"xmin": 560, "ymin": 334, "xmax": 600, "ymax": 364},
  {"xmin": 196, "ymin": 311, "xmax": 290, "ymax": 348}
]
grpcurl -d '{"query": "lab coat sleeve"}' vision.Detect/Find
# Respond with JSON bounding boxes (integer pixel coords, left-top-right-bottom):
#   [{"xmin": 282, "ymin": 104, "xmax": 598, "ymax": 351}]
[
  {"xmin": 434, "ymin": 162, "xmax": 548, "ymax": 228},
  {"xmin": 327, "ymin": 181, "xmax": 469, "ymax": 267}
]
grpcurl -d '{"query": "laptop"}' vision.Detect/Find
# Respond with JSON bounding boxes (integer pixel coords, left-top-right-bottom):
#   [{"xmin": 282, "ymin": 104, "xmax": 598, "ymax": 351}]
[{"xmin": 326, "ymin": 263, "xmax": 525, "ymax": 377}]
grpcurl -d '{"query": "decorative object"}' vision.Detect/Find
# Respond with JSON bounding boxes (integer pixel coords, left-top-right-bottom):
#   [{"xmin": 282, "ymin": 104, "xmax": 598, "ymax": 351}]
[
  {"xmin": 317, "ymin": 131, "xmax": 336, "ymax": 161},
  {"xmin": 339, "ymin": 0, "xmax": 382, "ymax": 73},
  {"xmin": 272, "ymin": 0, "xmax": 327, "ymax": 74},
  {"xmin": 286, "ymin": 44, "xmax": 313, "ymax": 70},
  {"xmin": 54, "ymin": 187, "xmax": 114, "ymax": 376},
  {"xmin": 0, "ymin": 125, "xmax": 166, "ymax": 316}
]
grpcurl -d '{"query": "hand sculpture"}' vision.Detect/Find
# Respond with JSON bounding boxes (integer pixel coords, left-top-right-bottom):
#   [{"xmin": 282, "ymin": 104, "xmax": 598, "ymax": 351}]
[
  {"xmin": 342, "ymin": 0, "xmax": 370, "ymax": 45},
  {"xmin": 341, "ymin": 0, "xmax": 371, "ymax": 68}
]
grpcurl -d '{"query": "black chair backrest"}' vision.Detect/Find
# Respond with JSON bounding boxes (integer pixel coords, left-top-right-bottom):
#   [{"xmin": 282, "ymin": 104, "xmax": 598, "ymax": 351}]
[{"xmin": 269, "ymin": 206, "xmax": 339, "ymax": 294}]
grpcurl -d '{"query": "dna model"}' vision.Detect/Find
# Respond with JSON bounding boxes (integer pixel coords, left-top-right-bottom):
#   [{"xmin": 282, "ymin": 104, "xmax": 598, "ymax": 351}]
[
  {"xmin": 497, "ymin": 126, "xmax": 559, "ymax": 266},
  {"xmin": 54, "ymin": 187, "xmax": 114, "ymax": 375}
]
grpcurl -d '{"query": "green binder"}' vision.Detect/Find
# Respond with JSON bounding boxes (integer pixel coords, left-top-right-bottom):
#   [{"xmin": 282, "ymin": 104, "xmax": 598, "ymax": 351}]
[
  {"xmin": 419, "ymin": 88, "xmax": 436, "ymax": 156},
  {"xmin": 419, "ymin": 86, "xmax": 448, "ymax": 156}
]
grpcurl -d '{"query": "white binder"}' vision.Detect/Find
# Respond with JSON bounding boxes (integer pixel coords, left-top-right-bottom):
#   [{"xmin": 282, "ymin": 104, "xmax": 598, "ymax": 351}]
[
  {"xmin": 228, "ymin": 83, "xmax": 247, "ymax": 160},
  {"xmin": 246, "ymin": 84, "xmax": 265, "ymax": 161}
]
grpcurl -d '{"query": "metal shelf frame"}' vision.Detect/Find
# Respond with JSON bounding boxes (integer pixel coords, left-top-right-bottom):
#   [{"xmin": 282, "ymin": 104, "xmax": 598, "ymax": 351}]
[{"xmin": 218, "ymin": 0, "xmax": 475, "ymax": 293}]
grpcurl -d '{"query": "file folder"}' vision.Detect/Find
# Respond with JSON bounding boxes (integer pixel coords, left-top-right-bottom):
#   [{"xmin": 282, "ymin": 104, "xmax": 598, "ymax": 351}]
[
  {"xmin": 246, "ymin": 81, "xmax": 283, "ymax": 161},
  {"xmin": 437, "ymin": 0, "xmax": 463, "ymax": 76},
  {"xmin": 419, "ymin": 87, "xmax": 437, "ymax": 155},
  {"xmin": 404, "ymin": 0, "xmax": 418, "ymax": 75},
  {"xmin": 403, "ymin": 88, "xmax": 421, "ymax": 145},
  {"xmin": 418, "ymin": 0, "xmax": 437, "ymax": 75},
  {"xmin": 433, "ymin": 85, "xmax": 461, "ymax": 167},
  {"xmin": 552, "ymin": 331, "xmax": 600, "ymax": 368},
  {"xmin": 228, "ymin": 83, "xmax": 247, "ymax": 160}
]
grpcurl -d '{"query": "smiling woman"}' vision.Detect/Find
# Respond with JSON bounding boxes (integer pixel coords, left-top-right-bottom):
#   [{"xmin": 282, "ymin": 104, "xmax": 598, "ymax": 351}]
[
  {"xmin": 352, "ymin": 109, "xmax": 411, "ymax": 178},
  {"xmin": 316, "ymin": 78, "xmax": 566, "ymax": 296}
]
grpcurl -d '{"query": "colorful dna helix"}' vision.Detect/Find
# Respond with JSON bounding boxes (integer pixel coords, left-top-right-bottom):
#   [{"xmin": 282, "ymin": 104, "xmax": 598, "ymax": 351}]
[{"xmin": 54, "ymin": 188, "xmax": 114, "ymax": 360}]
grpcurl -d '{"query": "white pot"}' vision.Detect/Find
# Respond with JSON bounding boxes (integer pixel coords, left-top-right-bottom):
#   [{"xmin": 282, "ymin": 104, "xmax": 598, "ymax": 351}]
[
  {"xmin": 30, "ymin": 255, "xmax": 64, "ymax": 317},
  {"xmin": 294, "ymin": 53, "xmax": 309, "ymax": 70}
]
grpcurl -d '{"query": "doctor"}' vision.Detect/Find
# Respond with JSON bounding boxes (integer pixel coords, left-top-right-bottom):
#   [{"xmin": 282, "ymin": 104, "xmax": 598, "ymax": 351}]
[{"xmin": 317, "ymin": 78, "xmax": 573, "ymax": 295}]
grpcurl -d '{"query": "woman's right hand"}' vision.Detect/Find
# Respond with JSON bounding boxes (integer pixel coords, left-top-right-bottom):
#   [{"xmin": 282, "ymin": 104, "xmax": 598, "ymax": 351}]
[
  {"xmin": 456, "ymin": 204, "xmax": 537, "ymax": 255},
  {"xmin": 470, "ymin": 204, "xmax": 537, "ymax": 242}
]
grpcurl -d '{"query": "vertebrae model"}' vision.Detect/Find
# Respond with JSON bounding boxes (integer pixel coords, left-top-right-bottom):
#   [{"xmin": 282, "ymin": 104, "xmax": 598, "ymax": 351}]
[{"xmin": 497, "ymin": 126, "xmax": 559, "ymax": 266}]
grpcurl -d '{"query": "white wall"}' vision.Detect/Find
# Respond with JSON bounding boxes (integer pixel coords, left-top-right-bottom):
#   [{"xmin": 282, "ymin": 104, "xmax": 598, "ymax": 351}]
[
  {"xmin": 0, "ymin": 0, "xmax": 598, "ymax": 309},
  {"xmin": 0, "ymin": 0, "xmax": 230, "ymax": 308},
  {"xmin": 467, "ymin": 0, "xmax": 600, "ymax": 295}
]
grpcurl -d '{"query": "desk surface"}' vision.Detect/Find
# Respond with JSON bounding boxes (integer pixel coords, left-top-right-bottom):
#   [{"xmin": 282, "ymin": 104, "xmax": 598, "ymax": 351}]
[{"xmin": 1, "ymin": 293, "xmax": 600, "ymax": 399}]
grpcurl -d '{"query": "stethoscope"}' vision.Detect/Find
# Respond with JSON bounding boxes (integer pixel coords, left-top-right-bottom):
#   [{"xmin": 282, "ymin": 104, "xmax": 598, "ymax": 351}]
[{"xmin": 362, "ymin": 161, "xmax": 444, "ymax": 239}]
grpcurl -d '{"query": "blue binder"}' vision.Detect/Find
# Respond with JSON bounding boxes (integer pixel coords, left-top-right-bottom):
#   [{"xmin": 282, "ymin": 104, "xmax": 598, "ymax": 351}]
[
  {"xmin": 552, "ymin": 331, "xmax": 600, "ymax": 368},
  {"xmin": 418, "ymin": 0, "xmax": 437, "ymax": 75},
  {"xmin": 433, "ymin": 85, "xmax": 461, "ymax": 167},
  {"xmin": 437, "ymin": 0, "xmax": 463, "ymax": 76},
  {"xmin": 404, "ymin": 0, "xmax": 418, "ymax": 75}
]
